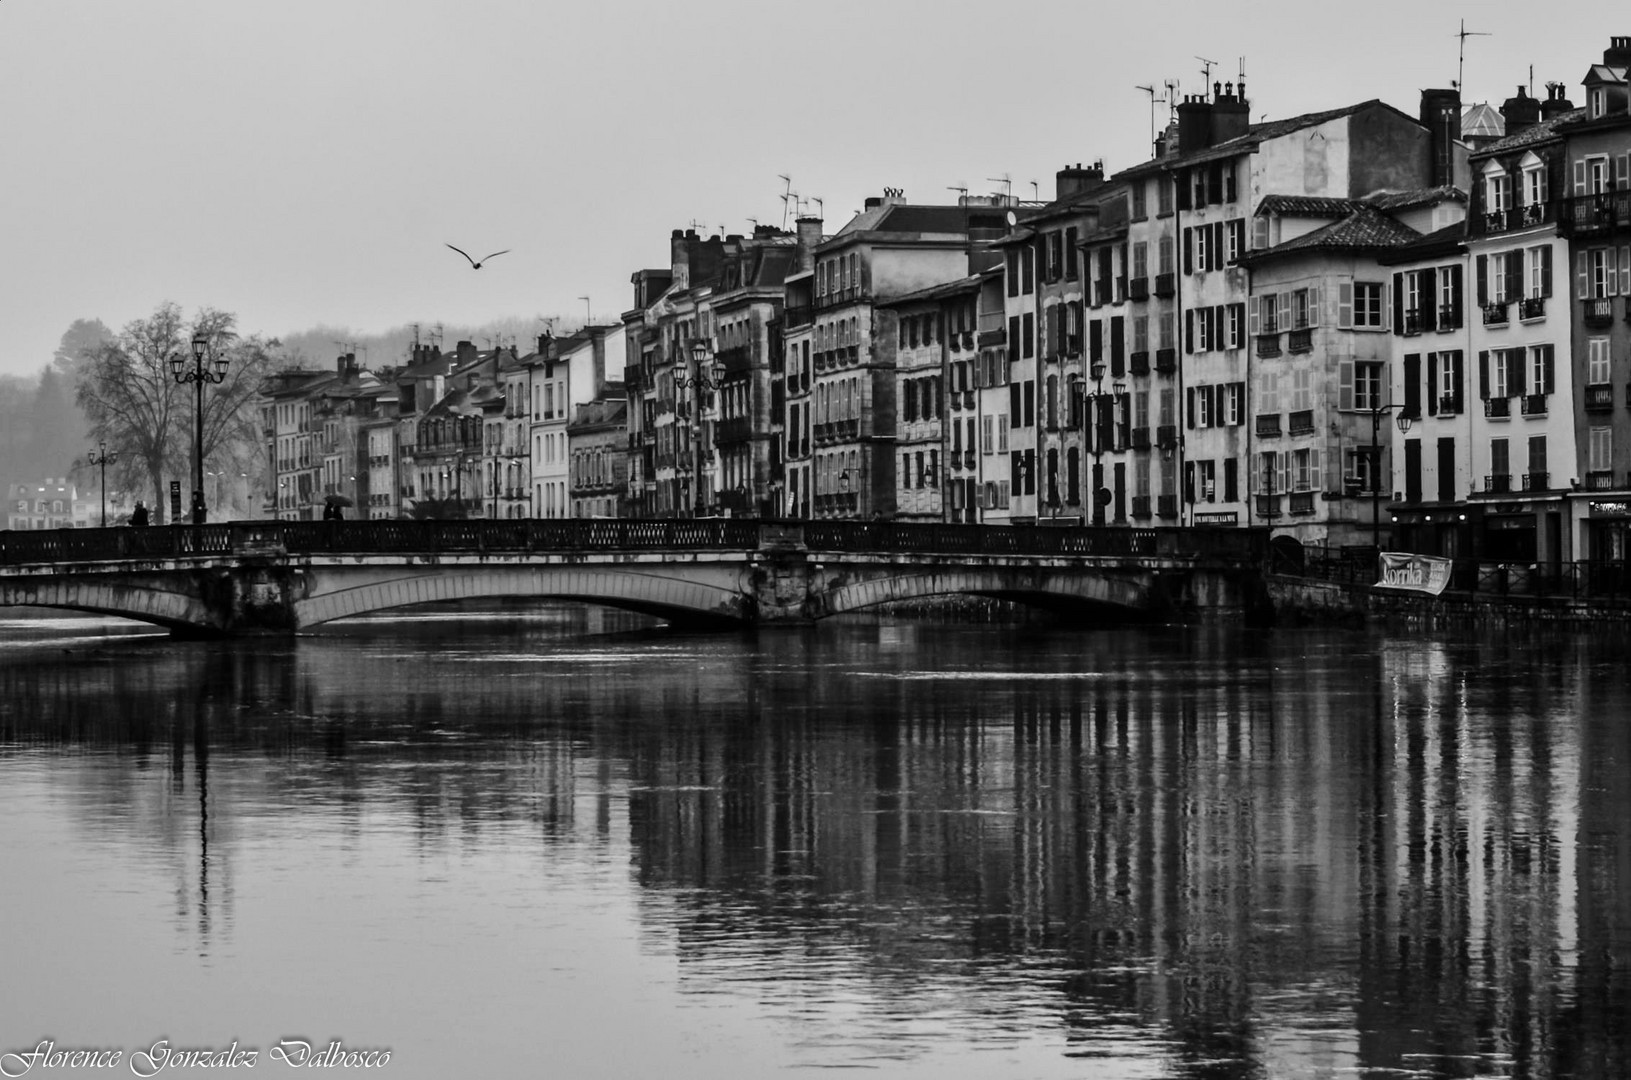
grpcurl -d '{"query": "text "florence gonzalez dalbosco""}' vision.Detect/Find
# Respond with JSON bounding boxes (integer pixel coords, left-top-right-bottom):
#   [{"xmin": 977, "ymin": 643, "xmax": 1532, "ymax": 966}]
[{"xmin": 0, "ymin": 1039, "xmax": 391, "ymax": 1075}]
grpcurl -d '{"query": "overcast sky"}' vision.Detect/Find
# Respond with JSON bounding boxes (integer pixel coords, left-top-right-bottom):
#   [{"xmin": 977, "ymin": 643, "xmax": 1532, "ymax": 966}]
[{"xmin": 1, "ymin": 0, "xmax": 1623, "ymax": 378}]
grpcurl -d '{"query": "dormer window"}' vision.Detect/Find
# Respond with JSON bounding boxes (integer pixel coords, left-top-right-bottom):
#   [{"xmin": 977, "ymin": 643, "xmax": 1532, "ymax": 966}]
[
  {"xmin": 1591, "ymin": 86, "xmax": 1607, "ymax": 119},
  {"xmin": 1521, "ymin": 154, "xmax": 1548, "ymax": 206}
]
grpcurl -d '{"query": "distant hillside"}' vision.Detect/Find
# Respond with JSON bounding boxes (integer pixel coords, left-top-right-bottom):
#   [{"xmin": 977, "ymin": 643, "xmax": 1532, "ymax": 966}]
[{"xmin": 277, "ymin": 314, "xmax": 591, "ymax": 373}]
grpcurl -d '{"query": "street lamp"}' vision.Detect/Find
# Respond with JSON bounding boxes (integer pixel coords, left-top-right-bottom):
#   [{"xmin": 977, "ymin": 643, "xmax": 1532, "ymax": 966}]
[
  {"xmin": 170, "ymin": 333, "xmax": 229, "ymax": 524},
  {"xmin": 1081, "ymin": 361, "xmax": 1125, "ymax": 526},
  {"xmin": 1354, "ymin": 404, "xmax": 1415, "ymax": 551},
  {"xmin": 673, "ymin": 341, "xmax": 721, "ymax": 517},
  {"xmin": 87, "ymin": 441, "xmax": 118, "ymax": 527}
]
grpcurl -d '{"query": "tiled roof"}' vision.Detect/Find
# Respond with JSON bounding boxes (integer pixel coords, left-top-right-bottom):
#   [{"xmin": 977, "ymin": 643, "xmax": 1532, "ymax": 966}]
[
  {"xmin": 875, "ymin": 275, "xmax": 983, "ymax": 308},
  {"xmin": 1363, "ymin": 186, "xmax": 1467, "ymax": 211},
  {"xmin": 1377, "ymin": 222, "xmax": 1467, "ymax": 265},
  {"xmin": 1115, "ymin": 101, "xmax": 1398, "ymax": 177},
  {"xmin": 1245, "ymin": 205, "xmax": 1421, "ymax": 262},
  {"xmin": 1470, "ymin": 107, "xmax": 1586, "ymax": 158},
  {"xmin": 830, "ymin": 203, "xmax": 1004, "ymax": 243},
  {"xmin": 1257, "ymin": 194, "xmax": 1360, "ymax": 218}
]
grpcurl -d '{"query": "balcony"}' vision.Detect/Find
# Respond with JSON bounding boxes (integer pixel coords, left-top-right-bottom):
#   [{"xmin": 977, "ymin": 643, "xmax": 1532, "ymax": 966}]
[
  {"xmin": 1131, "ymin": 495, "xmax": 1152, "ymax": 519},
  {"xmin": 1155, "ymin": 348, "xmax": 1177, "ymax": 373},
  {"xmin": 1128, "ymin": 278, "xmax": 1149, "ymax": 301},
  {"xmin": 1438, "ymin": 394, "xmax": 1460, "ymax": 415},
  {"xmin": 1588, "ymin": 470, "xmax": 1618, "ymax": 490},
  {"xmin": 1129, "ymin": 350, "xmax": 1151, "ymax": 375},
  {"xmin": 1586, "ymin": 297, "xmax": 1616, "ymax": 327},
  {"xmin": 1256, "ymin": 333, "xmax": 1282, "ymax": 358},
  {"xmin": 784, "ymin": 305, "xmax": 813, "ymax": 329},
  {"xmin": 1287, "ymin": 328, "xmax": 1313, "ymax": 353},
  {"xmin": 1523, "ymin": 471, "xmax": 1550, "ymax": 491},
  {"xmin": 1154, "ymin": 273, "xmax": 1175, "ymax": 298},
  {"xmin": 1560, "ymin": 191, "xmax": 1631, "ymax": 235},
  {"xmin": 1289, "ymin": 491, "xmax": 1316, "ymax": 515},
  {"xmin": 1094, "ymin": 282, "xmax": 1111, "ymax": 306},
  {"xmin": 1403, "ymin": 311, "xmax": 1423, "ymax": 335},
  {"xmin": 1130, "ymin": 427, "xmax": 1151, "ymax": 450},
  {"xmin": 1519, "ymin": 297, "xmax": 1546, "ymax": 320},
  {"xmin": 1288, "ymin": 409, "xmax": 1315, "ymax": 436},
  {"xmin": 1484, "ymin": 473, "xmax": 1511, "ymax": 493},
  {"xmin": 1482, "ymin": 302, "xmax": 1509, "ymax": 326},
  {"xmin": 1587, "ymin": 383, "xmax": 1616, "ymax": 411},
  {"xmin": 1157, "ymin": 424, "xmax": 1178, "ymax": 450},
  {"xmin": 1255, "ymin": 493, "xmax": 1281, "ymax": 518},
  {"xmin": 1255, "ymin": 414, "xmax": 1282, "ymax": 438},
  {"xmin": 1485, "ymin": 396, "xmax": 1512, "ymax": 418},
  {"xmin": 1157, "ymin": 494, "xmax": 1179, "ymax": 519},
  {"xmin": 1521, "ymin": 393, "xmax": 1548, "ymax": 416}
]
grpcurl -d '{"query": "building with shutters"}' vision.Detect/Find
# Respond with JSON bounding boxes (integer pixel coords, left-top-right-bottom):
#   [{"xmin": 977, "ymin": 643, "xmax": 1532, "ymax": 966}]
[
  {"xmin": 1112, "ymin": 82, "xmax": 1460, "ymax": 532},
  {"xmin": 1556, "ymin": 38, "xmax": 1631, "ymax": 565},
  {"xmin": 1456, "ymin": 87, "xmax": 1581, "ymax": 567}
]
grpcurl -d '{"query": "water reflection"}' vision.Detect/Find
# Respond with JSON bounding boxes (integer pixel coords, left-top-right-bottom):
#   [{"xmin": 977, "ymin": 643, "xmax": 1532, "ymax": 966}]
[{"xmin": 0, "ymin": 613, "xmax": 1626, "ymax": 1079}]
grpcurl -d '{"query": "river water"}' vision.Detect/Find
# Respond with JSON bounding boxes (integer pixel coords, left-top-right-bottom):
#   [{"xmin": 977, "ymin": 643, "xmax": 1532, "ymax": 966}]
[{"xmin": 0, "ymin": 608, "xmax": 1627, "ymax": 1080}]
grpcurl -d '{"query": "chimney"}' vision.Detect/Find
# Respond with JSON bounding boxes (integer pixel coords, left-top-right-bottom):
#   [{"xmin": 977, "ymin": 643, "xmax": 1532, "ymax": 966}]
[
  {"xmin": 1420, "ymin": 88, "xmax": 1461, "ymax": 187},
  {"xmin": 795, "ymin": 216, "xmax": 822, "ymax": 274},
  {"xmin": 1606, "ymin": 35, "xmax": 1631, "ymax": 69},
  {"xmin": 1210, "ymin": 81, "xmax": 1250, "ymax": 144},
  {"xmin": 1500, "ymin": 85, "xmax": 1542, "ymax": 139},
  {"xmin": 864, "ymin": 196, "xmax": 883, "ymax": 210},
  {"xmin": 1541, "ymin": 81, "xmax": 1576, "ymax": 120},
  {"xmin": 1177, "ymin": 94, "xmax": 1214, "ymax": 154},
  {"xmin": 1055, "ymin": 161, "xmax": 1104, "ymax": 200},
  {"xmin": 670, "ymin": 228, "xmax": 691, "ymax": 290}
]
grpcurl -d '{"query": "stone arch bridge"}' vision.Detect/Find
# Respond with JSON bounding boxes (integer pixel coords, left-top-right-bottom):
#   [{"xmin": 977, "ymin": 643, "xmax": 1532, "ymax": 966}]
[{"xmin": 0, "ymin": 519, "xmax": 1271, "ymax": 636}]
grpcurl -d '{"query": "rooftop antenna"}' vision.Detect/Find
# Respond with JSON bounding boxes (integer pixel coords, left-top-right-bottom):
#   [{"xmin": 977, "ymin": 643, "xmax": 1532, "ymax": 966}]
[
  {"xmin": 432, "ymin": 322, "xmax": 444, "ymax": 347},
  {"xmin": 1029, "ymin": 179, "xmax": 1040, "ymax": 201},
  {"xmin": 811, "ymin": 195, "xmax": 824, "ymax": 219},
  {"xmin": 947, "ymin": 184, "xmax": 968, "ymax": 203},
  {"xmin": 1196, "ymin": 56, "xmax": 1218, "ymax": 95},
  {"xmin": 747, "ymin": 217, "xmax": 759, "ymax": 232},
  {"xmin": 1165, "ymin": 78, "xmax": 1181, "ymax": 120},
  {"xmin": 986, "ymin": 173, "xmax": 1012, "ymax": 202},
  {"xmin": 778, "ymin": 174, "xmax": 793, "ymax": 229},
  {"xmin": 409, "ymin": 322, "xmax": 420, "ymax": 348},
  {"xmin": 1136, "ymin": 84, "xmax": 1168, "ymax": 148},
  {"xmin": 1456, "ymin": 19, "xmax": 1490, "ymax": 94}
]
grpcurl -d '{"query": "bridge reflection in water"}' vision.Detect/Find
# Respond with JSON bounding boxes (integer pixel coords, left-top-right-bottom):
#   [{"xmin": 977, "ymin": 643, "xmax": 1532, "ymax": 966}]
[
  {"xmin": 1, "ymin": 620, "xmax": 1626, "ymax": 1077},
  {"xmin": 0, "ymin": 519, "xmax": 1271, "ymax": 633}
]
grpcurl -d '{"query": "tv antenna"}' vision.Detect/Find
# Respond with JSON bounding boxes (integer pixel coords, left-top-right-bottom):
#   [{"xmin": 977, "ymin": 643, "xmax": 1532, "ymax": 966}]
[
  {"xmin": 1137, "ymin": 83, "xmax": 1169, "ymax": 148},
  {"xmin": 810, "ymin": 195, "xmax": 824, "ymax": 218},
  {"xmin": 987, "ymin": 173, "xmax": 1012, "ymax": 202},
  {"xmin": 1455, "ymin": 19, "xmax": 1490, "ymax": 92},
  {"xmin": 1029, "ymin": 179, "xmax": 1040, "ymax": 201},
  {"xmin": 947, "ymin": 184, "xmax": 968, "ymax": 203},
  {"xmin": 1196, "ymin": 56, "xmax": 1218, "ymax": 95},
  {"xmin": 778, "ymin": 174, "xmax": 793, "ymax": 228}
]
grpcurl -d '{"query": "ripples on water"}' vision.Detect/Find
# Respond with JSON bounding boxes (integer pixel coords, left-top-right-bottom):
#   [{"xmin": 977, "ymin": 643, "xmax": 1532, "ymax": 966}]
[{"xmin": 0, "ymin": 607, "xmax": 1627, "ymax": 1079}]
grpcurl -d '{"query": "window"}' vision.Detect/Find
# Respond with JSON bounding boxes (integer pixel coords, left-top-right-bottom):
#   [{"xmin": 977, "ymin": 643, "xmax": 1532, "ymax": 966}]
[
  {"xmin": 1404, "ymin": 271, "xmax": 1422, "ymax": 323},
  {"xmin": 1157, "ymin": 176, "xmax": 1173, "ymax": 215},
  {"xmin": 1193, "ymin": 226, "xmax": 1209, "ymax": 271},
  {"xmin": 1590, "ymin": 338, "xmax": 1612, "ymax": 384},
  {"xmin": 1292, "ymin": 288, "xmax": 1312, "ymax": 330},
  {"xmin": 1259, "ymin": 293, "xmax": 1279, "ymax": 334},
  {"xmin": 1134, "ymin": 390, "xmax": 1150, "ymax": 429},
  {"xmin": 1529, "ymin": 344, "xmax": 1555, "ymax": 393},
  {"xmin": 1291, "ymin": 367, "xmax": 1312, "ymax": 411},
  {"xmin": 1196, "ymin": 385, "xmax": 1213, "ymax": 427},
  {"xmin": 1158, "ymin": 312, "xmax": 1174, "ymax": 350},
  {"xmin": 1132, "ymin": 182, "xmax": 1147, "ymax": 219},
  {"xmin": 1198, "ymin": 460, "xmax": 1216, "ymax": 501},
  {"xmin": 1354, "ymin": 282, "xmax": 1383, "ymax": 328},
  {"xmin": 1225, "ymin": 383, "xmax": 1244, "ymax": 425},
  {"xmin": 1133, "ymin": 242, "xmax": 1148, "ymax": 280},
  {"xmin": 1591, "ymin": 86, "xmax": 1608, "ymax": 120},
  {"xmin": 1591, "ymin": 427, "xmax": 1613, "ymax": 472},
  {"xmin": 1158, "ymin": 235, "xmax": 1174, "ymax": 275},
  {"xmin": 1226, "ymin": 304, "xmax": 1243, "ymax": 349},
  {"xmin": 1588, "ymin": 248, "xmax": 1618, "ymax": 298},
  {"xmin": 1523, "ymin": 162, "xmax": 1548, "ymax": 207},
  {"xmin": 1226, "ymin": 219, "xmax": 1244, "ymax": 264},
  {"xmin": 1589, "ymin": 155, "xmax": 1611, "ymax": 194},
  {"xmin": 1159, "ymin": 387, "xmax": 1175, "ymax": 427},
  {"xmin": 1527, "ymin": 245, "xmax": 1553, "ymax": 298},
  {"xmin": 1294, "ymin": 449, "xmax": 1313, "ymax": 491},
  {"xmin": 1485, "ymin": 170, "xmax": 1511, "ymax": 214}
]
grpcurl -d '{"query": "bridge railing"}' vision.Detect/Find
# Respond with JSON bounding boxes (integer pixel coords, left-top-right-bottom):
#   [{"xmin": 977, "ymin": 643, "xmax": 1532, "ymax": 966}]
[{"xmin": 0, "ymin": 518, "xmax": 1268, "ymax": 566}]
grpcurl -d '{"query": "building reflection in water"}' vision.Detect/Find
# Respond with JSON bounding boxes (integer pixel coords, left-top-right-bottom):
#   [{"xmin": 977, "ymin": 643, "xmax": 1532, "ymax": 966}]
[{"xmin": 0, "ymin": 614, "xmax": 1627, "ymax": 1077}]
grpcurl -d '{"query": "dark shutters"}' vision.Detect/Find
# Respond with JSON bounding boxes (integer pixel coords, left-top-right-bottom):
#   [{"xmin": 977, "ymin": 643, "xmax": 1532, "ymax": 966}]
[
  {"xmin": 1404, "ymin": 353, "xmax": 1422, "ymax": 416},
  {"xmin": 1110, "ymin": 317, "xmax": 1126, "ymax": 376},
  {"xmin": 1427, "ymin": 353, "xmax": 1438, "ymax": 415}
]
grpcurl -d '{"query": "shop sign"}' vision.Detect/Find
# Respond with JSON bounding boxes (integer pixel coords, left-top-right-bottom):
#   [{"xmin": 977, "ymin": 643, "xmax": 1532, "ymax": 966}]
[
  {"xmin": 1375, "ymin": 552, "xmax": 1452, "ymax": 595},
  {"xmin": 1590, "ymin": 500, "xmax": 1631, "ymax": 517}
]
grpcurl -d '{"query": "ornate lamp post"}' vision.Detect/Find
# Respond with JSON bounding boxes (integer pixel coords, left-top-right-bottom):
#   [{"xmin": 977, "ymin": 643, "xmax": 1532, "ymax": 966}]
[
  {"xmin": 673, "ymin": 340, "xmax": 721, "ymax": 517},
  {"xmin": 1364, "ymin": 404, "xmax": 1414, "ymax": 551},
  {"xmin": 87, "ymin": 441, "xmax": 118, "ymax": 527},
  {"xmin": 170, "ymin": 333, "xmax": 229, "ymax": 524}
]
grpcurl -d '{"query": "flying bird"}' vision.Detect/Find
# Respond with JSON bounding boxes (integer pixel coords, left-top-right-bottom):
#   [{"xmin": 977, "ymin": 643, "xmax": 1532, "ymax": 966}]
[{"xmin": 446, "ymin": 243, "xmax": 510, "ymax": 269}]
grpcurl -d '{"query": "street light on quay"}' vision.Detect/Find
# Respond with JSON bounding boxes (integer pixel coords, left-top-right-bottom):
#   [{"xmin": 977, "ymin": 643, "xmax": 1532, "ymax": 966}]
[
  {"xmin": 1349, "ymin": 402, "xmax": 1414, "ymax": 552},
  {"xmin": 1079, "ymin": 361, "xmax": 1124, "ymax": 526},
  {"xmin": 674, "ymin": 340, "xmax": 721, "ymax": 517},
  {"xmin": 170, "ymin": 333, "xmax": 229, "ymax": 524},
  {"xmin": 87, "ymin": 441, "xmax": 118, "ymax": 527}
]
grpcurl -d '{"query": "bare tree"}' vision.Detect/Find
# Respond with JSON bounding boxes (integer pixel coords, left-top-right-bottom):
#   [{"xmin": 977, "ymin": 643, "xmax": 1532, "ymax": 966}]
[{"xmin": 76, "ymin": 302, "xmax": 274, "ymax": 524}]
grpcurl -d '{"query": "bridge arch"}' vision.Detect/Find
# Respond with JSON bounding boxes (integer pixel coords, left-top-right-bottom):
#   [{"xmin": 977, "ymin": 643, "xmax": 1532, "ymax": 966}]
[
  {"xmin": 0, "ymin": 576, "xmax": 205, "ymax": 632},
  {"xmin": 816, "ymin": 566, "xmax": 1152, "ymax": 617}
]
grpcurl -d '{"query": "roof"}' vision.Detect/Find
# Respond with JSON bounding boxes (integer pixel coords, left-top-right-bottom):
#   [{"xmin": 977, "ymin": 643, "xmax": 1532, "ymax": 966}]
[
  {"xmin": 1257, "ymin": 194, "xmax": 1361, "ymax": 218},
  {"xmin": 1461, "ymin": 102, "xmax": 1504, "ymax": 140},
  {"xmin": 1114, "ymin": 100, "xmax": 1397, "ymax": 178},
  {"xmin": 874, "ymin": 275, "xmax": 983, "ymax": 308},
  {"xmin": 1585, "ymin": 64, "xmax": 1629, "ymax": 85},
  {"xmin": 1363, "ymin": 186, "xmax": 1467, "ymax": 211},
  {"xmin": 1377, "ymin": 222, "xmax": 1467, "ymax": 265},
  {"xmin": 827, "ymin": 203, "xmax": 1005, "ymax": 246},
  {"xmin": 1242, "ymin": 205, "xmax": 1422, "ymax": 263},
  {"xmin": 1469, "ymin": 107, "xmax": 1586, "ymax": 159}
]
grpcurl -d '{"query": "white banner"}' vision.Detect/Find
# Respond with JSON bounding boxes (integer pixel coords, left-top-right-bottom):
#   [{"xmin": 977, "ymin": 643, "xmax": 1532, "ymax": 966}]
[{"xmin": 1375, "ymin": 552, "xmax": 1453, "ymax": 595}]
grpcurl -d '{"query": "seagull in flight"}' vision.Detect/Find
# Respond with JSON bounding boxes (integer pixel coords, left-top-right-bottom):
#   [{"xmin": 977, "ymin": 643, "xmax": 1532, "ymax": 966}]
[{"xmin": 446, "ymin": 243, "xmax": 510, "ymax": 269}]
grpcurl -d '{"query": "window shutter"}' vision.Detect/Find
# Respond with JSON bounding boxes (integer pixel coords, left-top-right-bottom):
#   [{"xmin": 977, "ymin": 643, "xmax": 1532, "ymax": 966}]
[
  {"xmin": 1541, "ymin": 246, "xmax": 1553, "ymax": 298},
  {"xmin": 1310, "ymin": 448, "xmax": 1322, "ymax": 493},
  {"xmin": 1279, "ymin": 450, "xmax": 1290, "ymax": 495},
  {"xmin": 1253, "ymin": 215, "xmax": 1270, "ymax": 250},
  {"xmin": 1392, "ymin": 274, "xmax": 1404, "ymax": 334},
  {"xmin": 1185, "ymin": 309, "xmax": 1194, "ymax": 353},
  {"xmin": 1511, "ymin": 349, "xmax": 1526, "ymax": 395},
  {"xmin": 1543, "ymin": 344, "xmax": 1555, "ymax": 393},
  {"xmin": 1578, "ymin": 251, "xmax": 1591, "ymax": 300},
  {"xmin": 1248, "ymin": 296, "xmax": 1260, "ymax": 336},
  {"xmin": 1622, "ymin": 247, "xmax": 1631, "ymax": 295},
  {"xmin": 1338, "ymin": 361, "xmax": 1354, "ymax": 410},
  {"xmin": 1476, "ymin": 255, "xmax": 1488, "ymax": 304},
  {"xmin": 1612, "ymin": 249, "xmax": 1622, "ymax": 297},
  {"xmin": 1338, "ymin": 283, "xmax": 1354, "ymax": 328},
  {"xmin": 1420, "ymin": 267, "xmax": 1437, "ymax": 331},
  {"xmin": 1183, "ymin": 228, "xmax": 1193, "ymax": 275},
  {"xmin": 1212, "ymin": 221, "xmax": 1225, "ymax": 270},
  {"xmin": 1009, "ymin": 381, "xmax": 1021, "ymax": 420},
  {"xmin": 1453, "ymin": 351, "xmax": 1465, "ymax": 413},
  {"xmin": 1226, "ymin": 163, "xmax": 1237, "ymax": 203},
  {"xmin": 1479, "ymin": 350, "xmax": 1489, "ymax": 399},
  {"xmin": 1186, "ymin": 387, "xmax": 1195, "ymax": 428},
  {"xmin": 1308, "ymin": 286, "xmax": 1321, "ymax": 327},
  {"xmin": 1427, "ymin": 353, "xmax": 1438, "ymax": 415},
  {"xmin": 1575, "ymin": 159, "xmax": 1588, "ymax": 195},
  {"xmin": 1404, "ymin": 353, "xmax": 1421, "ymax": 416},
  {"xmin": 1618, "ymin": 153, "xmax": 1630, "ymax": 189},
  {"xmin": 1449, "ymin": 265, "xmax": 1463, "ymax": 327}
]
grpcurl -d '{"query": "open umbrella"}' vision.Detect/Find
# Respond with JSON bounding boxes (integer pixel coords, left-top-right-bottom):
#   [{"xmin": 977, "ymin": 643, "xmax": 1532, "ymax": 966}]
[{"xmin": 324, "ymin": 493, "xmax": 354, "ymax": 507}]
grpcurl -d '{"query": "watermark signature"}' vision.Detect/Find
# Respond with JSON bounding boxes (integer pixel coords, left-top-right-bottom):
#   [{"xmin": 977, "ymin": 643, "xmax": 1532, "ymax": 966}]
[{"xmin": 0, "ymin": 1040, "xmax": 390, "ymax": 1076}]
